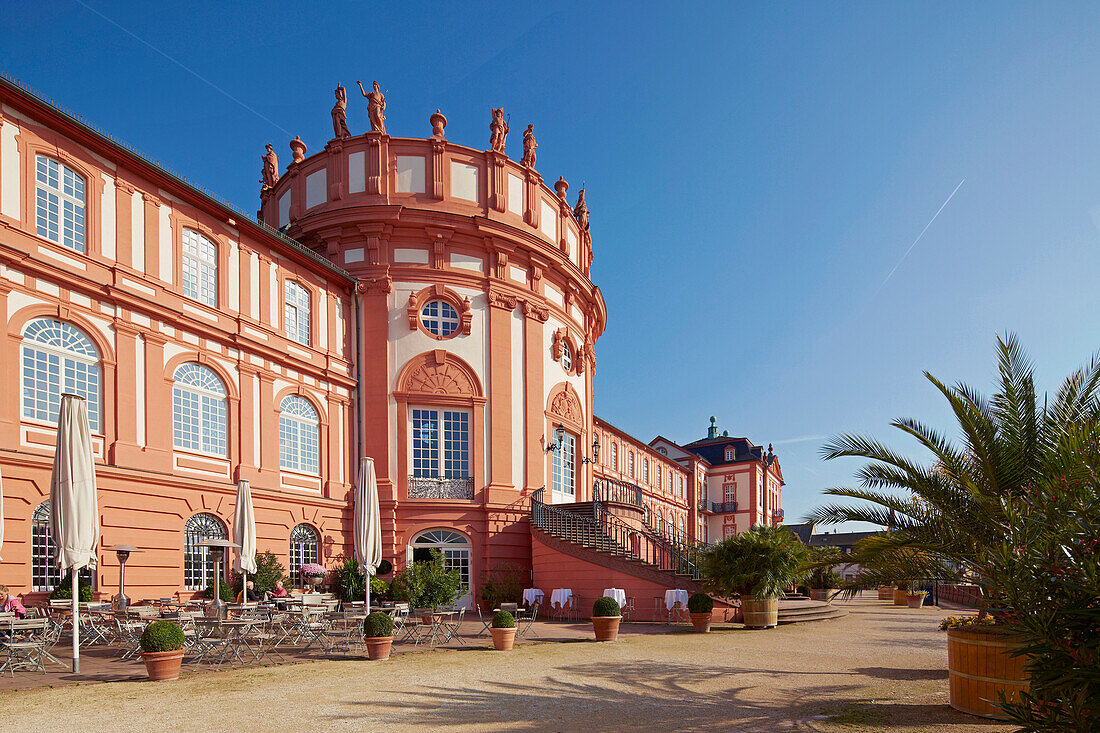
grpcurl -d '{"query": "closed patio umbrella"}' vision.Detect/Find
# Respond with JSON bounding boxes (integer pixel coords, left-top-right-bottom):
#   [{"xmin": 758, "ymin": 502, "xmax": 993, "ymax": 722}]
[
  {"xmin": 233, "ymin": 479, "xmax": 257, "ymax": 601},
  {"xmin": 354, "ymin": 458, "xmax": 382, "ymax": 608},
  {"xmin": 49, "ymin": 394, "xmax": 100, "ymax": 673}
]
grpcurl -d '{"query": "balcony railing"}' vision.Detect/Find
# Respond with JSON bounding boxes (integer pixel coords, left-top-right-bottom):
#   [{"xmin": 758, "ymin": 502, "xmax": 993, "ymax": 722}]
[
  {"xmin": 408, "ymin": 476, "xmax": 474, "ymax": 500},
  {"xmin": 697, "ymin": 501, "xmax": 709, "ymax": 512},
  {"xmin": 711, "ymin": 501, "xmax": 738, "ymax": 514},
  {"xmin": 592, "ymin": 478, "xmax": 644, "ymax": 508},
  {"xmin": 773, "ymin": 508, "xmax": 785, "ymax": 520}
]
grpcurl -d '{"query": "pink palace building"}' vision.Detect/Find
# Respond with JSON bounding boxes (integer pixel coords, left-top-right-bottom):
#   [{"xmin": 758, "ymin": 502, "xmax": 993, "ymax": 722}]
[{"xmin": 0, "ymin": 76, "xmax": 784, "ymax": 614}]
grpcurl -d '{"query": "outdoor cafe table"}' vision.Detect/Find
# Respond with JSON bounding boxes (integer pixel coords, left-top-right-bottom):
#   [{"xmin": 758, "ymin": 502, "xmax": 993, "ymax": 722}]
[
  {"xmin": 549, "ymin": 588, "xmax": 572, "ymax": 607},
  {"xmin": 522, "ymin": 588, "xmax": 544, "ymax": 607},
  {"xmin": 602, "ymin": 588, "xmax": 627, "ymax": 607},
  {"xmin": 664, "ymin": 588, "xmax": 689, "ymax": 610},
  {"xmin": 193, "ymin": 618, "xmax": 260, "ymax": 665}
]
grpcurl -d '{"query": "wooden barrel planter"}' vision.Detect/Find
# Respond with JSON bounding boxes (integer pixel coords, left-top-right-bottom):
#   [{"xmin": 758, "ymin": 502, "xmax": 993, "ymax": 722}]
[
  {"xmin": 893, "ymin": 589, "xmax": 908, "ymax": 605},
  {"xmin": 947, "ymin": 628, "xmax": 1029, "ymax": 719},
  {"xmin": 741, "ymin": 596, "xmax": 779, "ymax": 629},
  {"xmin": 877, "ymin": 586, "xmax": 895, "ymax": 601}
]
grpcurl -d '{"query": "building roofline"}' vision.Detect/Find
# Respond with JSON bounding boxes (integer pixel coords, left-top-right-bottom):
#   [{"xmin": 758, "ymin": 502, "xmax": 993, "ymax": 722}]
[
  {"xmin": 593, "ymin": 415, "xmax": 690, "ymax": 470},
  {"xmin": 0, "ymin": 74, "xmax": 356, "ymax": 285}
]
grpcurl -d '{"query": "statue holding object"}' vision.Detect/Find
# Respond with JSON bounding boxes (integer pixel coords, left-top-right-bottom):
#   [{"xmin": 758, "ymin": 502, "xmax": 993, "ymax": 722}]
[
  {"xmin": 489, "ymin": 108, "xmax": 509, "ymax": 153},
  {"xmin": 357, "ymin": 80, "xmax": 387, "ymax": 134},
  {"xmin": 260, "ymin": 143, "xmax": 279, "ymax": 190},
  {"xmin": 574, "ymin": 188, "xmax": 590, "ymax": 234},
  {"xmin": 521, "ymin": 124, "xmax": 537, "ymax": 168},
  {"xmin": 332, "ymin": 83, "xmax": 350, "ymax": 139}
]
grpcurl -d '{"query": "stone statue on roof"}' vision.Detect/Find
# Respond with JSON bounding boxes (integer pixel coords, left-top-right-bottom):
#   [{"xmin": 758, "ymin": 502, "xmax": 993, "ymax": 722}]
[
  {"xmin": 261, "ymin": 143, "xmax": 279, "ymax": 190},
  {"xmin": 331, "ymin": 83, "xmax": 350, "ymax": 139},
  {"xmin": 489, "ymin": 108, "xmax": 509, "ymax": 153},
  {"xmin": 574, "ymin": 188, "xmax": 590, "ymax": 234},
  {"xmin": 521, "ymin": 124, "xmax": 537, "ymax": 167},
  {"xmin": 357, "ymin": 80, "xmax": 387, "ymax": 134}
]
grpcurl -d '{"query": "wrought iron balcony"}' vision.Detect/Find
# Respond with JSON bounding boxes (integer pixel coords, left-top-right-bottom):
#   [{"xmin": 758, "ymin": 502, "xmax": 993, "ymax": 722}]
[
  {"xmin": 710, "ymin": 501, "xmax": 738, "ymax": 514},
  {"xmin": 697, "ymin": 501, "xmax": 709, "ymax": 512},
  {"xmin": 773, "ymin": 508, "xmax": 785, "ymax": 520},
  {"xmin": 408, "ymin": 476, "xmax": 474, "ymax": 500},
  {"xmin": 592, "ymin": 478, "xmax": 644, "ymax": 508}
]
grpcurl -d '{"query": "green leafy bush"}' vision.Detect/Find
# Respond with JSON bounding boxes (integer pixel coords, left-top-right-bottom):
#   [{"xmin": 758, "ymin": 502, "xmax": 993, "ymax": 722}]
[
  {"xmin": 701, "ymin": 525, "xmax": 810, "ymax": 599},
  {"xmin": 363, "ymin": 611, "xmax": 394, "ymax": 638},
  {"xmin": 204, "ymin": 581, "xmax": 235, "ymax": 602},
  {"xmin": 330, "ymin": 556, "xmax": 389, "ymax": 602},
  {"xmin": 229, "ymin": 551, "xmax": 286, "ymax": 596},
  {"xmin": 479, "ymin": 562, "xmax": 527, "ymax": 606},
  {"xmin": 492, "ymin": 610, "xmax": 515, "ymax": 629},
  {"xmin": 592, "ymin": 596, "xmax": 621, "ymax": 617},
  {"xmin": 390, "ymin": 550, "xmax": 463, "ymax": 609},
  {"xmin": 49, "ymin": 571, "xmax": 93, "ymax": 602},
  {"xmin": 688, "ymin": 593, "xmax": 713, "ymax": 614},
  {"xmin": 140, "ymin": 620, "xmax": 185, "ymax": 653}
]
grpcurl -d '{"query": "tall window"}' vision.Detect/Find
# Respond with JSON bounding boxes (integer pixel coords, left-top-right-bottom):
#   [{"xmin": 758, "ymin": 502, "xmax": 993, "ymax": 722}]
[
  {"xmin": 610, "ymin": 442, "xmax": 618, "ymax": 471},
  {"xmin": 279, "ymin": 395, "xmax": 319, "ymax": 474},
  {"xmin": 420, "ymin": 300, "xmax": 459, "ymax": 337},
  {"xmin": 411, "ymin": 408, "xmax": 470, "ymax": 478},
  {"xmin": 657, "ymin": 465, "xmax": 662, "ymax": 489},
  {"xmin": 552, "ymin": 431, "xmax": 576, "ymax": 498},
  {"xmin": 181, "ymin": 229, "xmax": 217, "ymax": 307},
  {"xmin": 724, "ymin": 481, "xmax": 737, "ymax": 504},
  {"xmin": 21, "ymin": 318, "xmax": 101, "ymax": 431},
  {"xmin": 725, "ymin": 447, "xmax": 734, "ymax": 461},
  {"xmin": 35, "ymin": 156, "xmax": 86, "ymax": 253},
  {"xmin": 31, "ymin": 501, "xmax": 60, "ymax": 592},
  {"xmin": 172, "ymin": 363, "xmax": 227, "ymax": 456},
  {"xmin": 288, "ymin": 523, "xmax": 320, "ymax": 586},
  {"xmin": 560, "ymin": 342, "xmax": 572, "ymax": 372},
  {"xmin": 284, "ymin": 281, "xmax": 311, "ymax": 345},
  {"xmin": 628, "ymin": 451, "xmax": 635, "ymax": 478},
  {"xmin": 643, "ymin": 459, "xmax": 650, "ymax": 484},
  {"xmin": 411, "ymin": 529, "xmax": 471, "ymax": 607},
  {"xmin": 183, "ymin": 513, "xmax": 226, "ymax": 590}
]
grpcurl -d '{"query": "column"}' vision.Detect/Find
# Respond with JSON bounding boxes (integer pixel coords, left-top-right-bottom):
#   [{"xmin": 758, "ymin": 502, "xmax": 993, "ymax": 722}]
[
  {"xmin": 110, "ymin": 321, "xmax": 142, "ymax": 465},
  {"xmin": 521, "ymin": 299, "xmax": 548, "ymax": 494},
  {"xmin": 485, "ymin": 289, "xmax": 516, "ymax": 503}
]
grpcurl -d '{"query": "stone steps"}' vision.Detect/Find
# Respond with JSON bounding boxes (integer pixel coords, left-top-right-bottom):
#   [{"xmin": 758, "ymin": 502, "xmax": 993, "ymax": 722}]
[{"xmin": 777, "ymin": 600, "xmax": 849, "ymax": 624}]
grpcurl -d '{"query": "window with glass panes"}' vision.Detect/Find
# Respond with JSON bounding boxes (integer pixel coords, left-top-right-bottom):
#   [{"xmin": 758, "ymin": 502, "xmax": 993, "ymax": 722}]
[
  {"xmin": 288, "ymin": 523, "xmax": 319, "ymax": 587},
  {"xmin": 610, "ymin": 442, "xmax": 618, "ymax": 470},
  {"xmin": 31, "ymin": 502, "xmax": 60, "ymax": 592},
  {"xmin": 181, "ymin": 229, "xmax": 217, "ymax": 307},
  {"xmin": 279, "ymin": 395, "xmax": 319, "ymax": 473},
  {"xmin": 552, "ymin": 431, "xmax": 576, "ymax": 497},
  {"xmin": 183, "ymin": 513, "xmax": 226, "ymax": 590},
  {"xmin": 35, "ymin": 156, "xmax": 86, "ymax": 253},
  {"xmin": 560, "ymin": 342, "xmax": 572, "ymax": 371},
  {"xmin": 411, "ymin": 408, "xmax": 470, "ymax": 477},
  {"xmin": 643, "ymin": 459, "xmax": 649, "ymax": 484},
  {"xmin": 21, "ymin": 318, "xmax": 101, "ymax": 431},
  {"xmin": 420, "ymin": 300, "xmax": 459, "ymax": 337},
  {"xmin": 628, "ymin": 451, "xmax": 634, "ymax": 478},
  {"xmin": 284, "ymin": 281, "xmax": 311, "ymax": 345},
  {"xmin": 172, "ymin": 363, "xmax": 227, "ymax": 456}
]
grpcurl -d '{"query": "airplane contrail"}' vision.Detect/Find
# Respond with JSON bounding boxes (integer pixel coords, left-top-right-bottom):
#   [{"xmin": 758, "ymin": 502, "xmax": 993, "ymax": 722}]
[{"xmin": 877, "ymin": 179, "xmax": 966, "ymax": 293}]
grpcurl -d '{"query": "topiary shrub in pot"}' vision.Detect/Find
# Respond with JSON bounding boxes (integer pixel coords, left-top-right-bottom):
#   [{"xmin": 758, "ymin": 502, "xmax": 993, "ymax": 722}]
[
  {"xmin": 591, "ymin": 596, "xmax": 622, "ymax": 642},
  {"xmin": 140, "ymin": 620, "xmax": 186, "ymax": 681},
  {"xmin": 363, "ymin": 611, "xmax": 394, "ymax": 661},
  {"xmin": 687, "ymin": 593, "xmax": 714, "ymax": 633},
  {"xmin": 490, "ymin": 610, "xmax": 516, "ymax": 651}
]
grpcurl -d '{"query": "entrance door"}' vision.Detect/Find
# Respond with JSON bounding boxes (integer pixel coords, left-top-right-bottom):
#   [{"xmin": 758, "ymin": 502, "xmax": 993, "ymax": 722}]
[{"xmin": 410, "ymin": 529, "xmax": 473, "ymax": 609}]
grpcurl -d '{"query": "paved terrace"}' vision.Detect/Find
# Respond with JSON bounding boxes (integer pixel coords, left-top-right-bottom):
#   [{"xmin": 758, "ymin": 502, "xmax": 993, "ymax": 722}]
[{"xmin": 0, "ymin": 596, "xmax": 1010, "ymax": 733}]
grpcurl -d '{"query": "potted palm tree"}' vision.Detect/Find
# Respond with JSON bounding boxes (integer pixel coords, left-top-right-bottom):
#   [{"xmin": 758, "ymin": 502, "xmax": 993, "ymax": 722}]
[
  {"xmin": 490, "ymin": 610, "xmax": 516, "ymax": 650},
  {"xmin": 363, "ymin": 611, "xmax": 394, "ymax": 660},
  {"xmin": 687, "ymin": 593, "xmax": 714, "ymax": 632},
  {"xmin": 701, "ymin": 525, "xmax": 809, "ymax": 629},
  {"xmin": 140, "ymin": 620, "xmax": 185, "ymax": 681},
  {"xmin": 591, "ymin": 596, "xmax": 622, "ymax": 641}
]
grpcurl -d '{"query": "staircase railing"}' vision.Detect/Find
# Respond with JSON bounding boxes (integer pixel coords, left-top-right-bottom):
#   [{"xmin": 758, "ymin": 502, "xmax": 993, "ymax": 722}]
[{"xmin": 592, "ymin": 478, "xmax": 644, "ymax": 508}]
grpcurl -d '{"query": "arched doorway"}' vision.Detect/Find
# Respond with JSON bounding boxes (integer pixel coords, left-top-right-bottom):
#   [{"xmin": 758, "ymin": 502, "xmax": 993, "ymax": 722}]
[{"xmin": 409, "ymin": 528, "xmax": 472, "ymax": 609}]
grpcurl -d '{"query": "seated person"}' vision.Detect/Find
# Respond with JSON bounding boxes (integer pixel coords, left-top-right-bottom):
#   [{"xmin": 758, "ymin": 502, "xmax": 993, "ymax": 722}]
[
  {"xmin": 0, "ymin": 585, "xmax": 26, "ymax": 619},
  {"xmin": 268, "ymin": 580, "xmax": 288, "ymax": 599},
  {"xmin": 234, "ymin": 580, "xmax": 260, "ymax": 603}
]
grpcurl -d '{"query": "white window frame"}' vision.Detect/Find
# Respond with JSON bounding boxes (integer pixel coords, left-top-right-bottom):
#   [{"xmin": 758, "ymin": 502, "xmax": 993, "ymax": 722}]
[
  {"xmin": 35, "ymin": 155, "xmax": 86, "ymax": 253},
  {"xmin": 181, "ymin": 229, "xmax": 218, "ymax": 307},
  {"xmin": 279, "ymin": 395, "xmax": 320, "ymax": 474},
  {"xmin": 610, "ymin": 442, "xmax": 618, "ymax": 471},
  {"xmin": 552, "ymin": 430, "xmax": 577, "ymax": 500},
  {"xmin": 411, "ymin": 407, "xmax": 471, "ymax": 478},
  {"xmin": 21, "ymin": 318, "xmax": 101, "ymax": 432},
  {"xmin": 284, "ymin": 280, "xmax": 311, "ymax": 346},
  {"xmin": 560, "ymin": 342, "xmax": 572, "ymax": 372},
  {"xmin": 420, "ymin": 300, "xmax": 460, "ymax": 338},
  {"xmin": 288, "ymin": 523, "xmax": 320, "ymax": 587},
  {"xmin": 184, "ymin": 513, "xmax": 227, "ymax": 591},
  {"xmin": 172, "ymin": 363, "xmax": 228, "ymax": 457}
]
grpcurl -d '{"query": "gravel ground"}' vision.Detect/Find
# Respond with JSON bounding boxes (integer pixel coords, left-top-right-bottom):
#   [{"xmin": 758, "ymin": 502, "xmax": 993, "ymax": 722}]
[{"xmin": 0, "ymin": 596, "xmax": 1011, "ymax": 733}]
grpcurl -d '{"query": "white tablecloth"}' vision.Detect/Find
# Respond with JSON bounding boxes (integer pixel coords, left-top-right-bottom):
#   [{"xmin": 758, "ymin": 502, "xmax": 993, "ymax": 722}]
[
  {"xmin": 522, "ymin": 588, "xmax": 544, "ymax": 606},
  {"xmin": 664, "ymin": 588, "xmax": 689, "ymax": 610},
  {"xmin": 550, "ymin": 588, "xmax": 573, "ymax": 607},
  {"xmin": 602, "ymin": 588, "xmax": 626, "ymax": 607}
]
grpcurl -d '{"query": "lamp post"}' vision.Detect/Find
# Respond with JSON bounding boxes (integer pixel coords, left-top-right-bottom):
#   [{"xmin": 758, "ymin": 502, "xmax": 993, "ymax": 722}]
[
  {"xmin": 106, "ymin": 545, "xmax": 143, "ymax": 610},
  {"xmin": 197, "ymin": 538, "xmax": 240, "ymax": 619},
  {"xmin": 545, "ymin": 424, "xmax": 565, "ymax": 453},
  {"xmin": 582, "ymin": 436, "xmax": 600, "ymax": 464}
]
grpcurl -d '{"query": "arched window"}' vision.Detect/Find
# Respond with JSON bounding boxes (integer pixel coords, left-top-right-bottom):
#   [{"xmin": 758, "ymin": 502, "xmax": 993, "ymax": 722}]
[
  {"xmin": 35, "ymin": 155, "xmax": 86, "ymax": 253},
  {"xmin": 411, "ymin": 529, "xmax": 471, "ymax": 608},
  {"xmin": 420, "ymin": 300, "xmax": 459, "ymax": 337},
  {"xmin": 172, "ymin": 363, "xmax": 227, "ymax": 456},
  {"xmin": 279, "ymin": 395, "xmax": 320, "ymax": 474},
  {"xmin": 21, "ymin": 318, "xmax": 101, "ymax": 431},
  {"xmin": 181, "ymin": 229, "xmax": 218, "ymax": 307},
  {"xmin": 31, "ymin": 501, "xmax": 60, "ymax": 592},
  {"xmin": 288, "ymin": 523, "xmax": 320, "ymax": 586},
  {"xmin": 183, "ymin": 513, "xmax": 226, "ymax": 590},
  {"xmin": 284, "ymin": 280, "xmax": 311, "ymax": 345}
]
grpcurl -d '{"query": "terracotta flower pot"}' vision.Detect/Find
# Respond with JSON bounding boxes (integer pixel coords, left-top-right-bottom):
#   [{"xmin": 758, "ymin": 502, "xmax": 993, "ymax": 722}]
[
  {"xmin": 142, "ymin": 649, "xmax": 184, "ymax": 681},
  {"xmin": 947, "ymin": 628, "xmax": 1029, "ymax": 719},
  {"xmin": 689, "ymin": 612, "xmax": 712, "ymax": 633},
  {"xmin": 741, "ymin": 596, "xmax": 779, "ymax": 629},
  {"xmin": 365, "ymin": 636, "xmax": 392, "ymax": 661},
  {"xmin": 592, "ymin": 615, "xmax": 621, "ymax": 641},
  {"xmin": 893, "ymin": 589, "xmax": 909, "ymax": 605},
  {"xmin": 906, "ymin": 593, "xmax": 926, "ymax": 609},
  {"xmin": 491, "ymin": 627, "xmax": 516, "ymax": 650}
]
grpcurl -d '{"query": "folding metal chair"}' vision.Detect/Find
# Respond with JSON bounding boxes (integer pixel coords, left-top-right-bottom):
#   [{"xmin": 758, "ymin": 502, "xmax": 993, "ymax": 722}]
[
  {"xmin": 518, "ymin": 603, "xmax": 539, "ymax": 638},
  {"xmin": 440, "ymin": 608, "xmax": 466, "ymax": 645},
  {"xmin": 0, "ymin": 619, "xmax": 49, "ymax": 676},
  {"xmin": 475, "ymin": 605, "xmax": 493, "ymax": 637}
]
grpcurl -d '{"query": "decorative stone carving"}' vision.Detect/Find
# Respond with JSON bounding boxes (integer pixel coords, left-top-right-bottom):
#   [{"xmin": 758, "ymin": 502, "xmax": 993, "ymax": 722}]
[
  {"xmin": 260, "ymin": 143, "xmax": 279, "ymax": 190},
  {"xmin": 551, "ymin": 328, "xmax": 564, "ymax": 360},
  {"xmin": 407, "ymin": 284, "xmax": 473, "ymax": 336},
  {"xmin": 332, "ymin": 84, "xmax": 350, "ymax": 139},
  {"xmin": 290, "ymin": 136, "xmax": 307, "ymax": 163},
  {"xmin": 357, "ymin": 80, "xmax": 387, "ymax": 134},
  {"xmin": 400, "ymin": 352, "xmax": 480, "ymax": 397},
  {"xmin": 574, "ymin": 188, "xmax": 590, "ymax": 237},
  {"xmin": 357, "ymin": 276, "xmax": 391, "ymax": 295},
  {"xmin": 555, "ymin": 176, "xmax": 568, "ymax": 201},
  {"xmin": 585, "ymin": 343, "xmax": 596, "ymax": 372},
  {"xmin": 521, "ymin": 299, "xmax": 549, "ymax": 322},
  {"xmin": 487, "ymin": 288, "xmax": 518, "ymax": 310},
  {"xmin": 430, "ymin": 109, "xmax": 447, "ymax": 140},
  {"xmin": 489, "ymin": 108, "xmax": 509, "ymax": 153},
  {"xmin": 521, "ymin": 124, "xmax": 537, "ymax": 167},
  {"xmin": 549, "ymin": 386, "xmax": 582, "ymax": 425}
]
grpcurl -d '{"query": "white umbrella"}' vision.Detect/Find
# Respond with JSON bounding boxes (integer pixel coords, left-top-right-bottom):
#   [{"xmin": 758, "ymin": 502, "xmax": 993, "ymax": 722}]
[
  {"xmin": 354, "ymin": 457, "xmax": 382, "ymax": 608},
  {"xmin": 49, "ymin": 394, "xmax": 99, "ymax": 673},
  {"xmin": 233, "ymin": 479, "xmax": 257, "ymax": 602}
]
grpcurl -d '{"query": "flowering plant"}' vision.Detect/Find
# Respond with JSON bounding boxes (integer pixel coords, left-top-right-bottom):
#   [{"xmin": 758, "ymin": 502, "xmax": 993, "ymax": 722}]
[
  {"xmin": 939, "ymin": 615, "xmax": 997, "ymax": 631},
  {"xmin": 299, "ymin": 563, "xmax": 326, "ymax": 578}
]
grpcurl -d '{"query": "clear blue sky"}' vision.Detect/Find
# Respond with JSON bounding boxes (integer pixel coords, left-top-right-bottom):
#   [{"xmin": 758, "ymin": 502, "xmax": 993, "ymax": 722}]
[{"xmin": 5, "ymin": 2, "xmax": 1100, "ymax": 528}]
